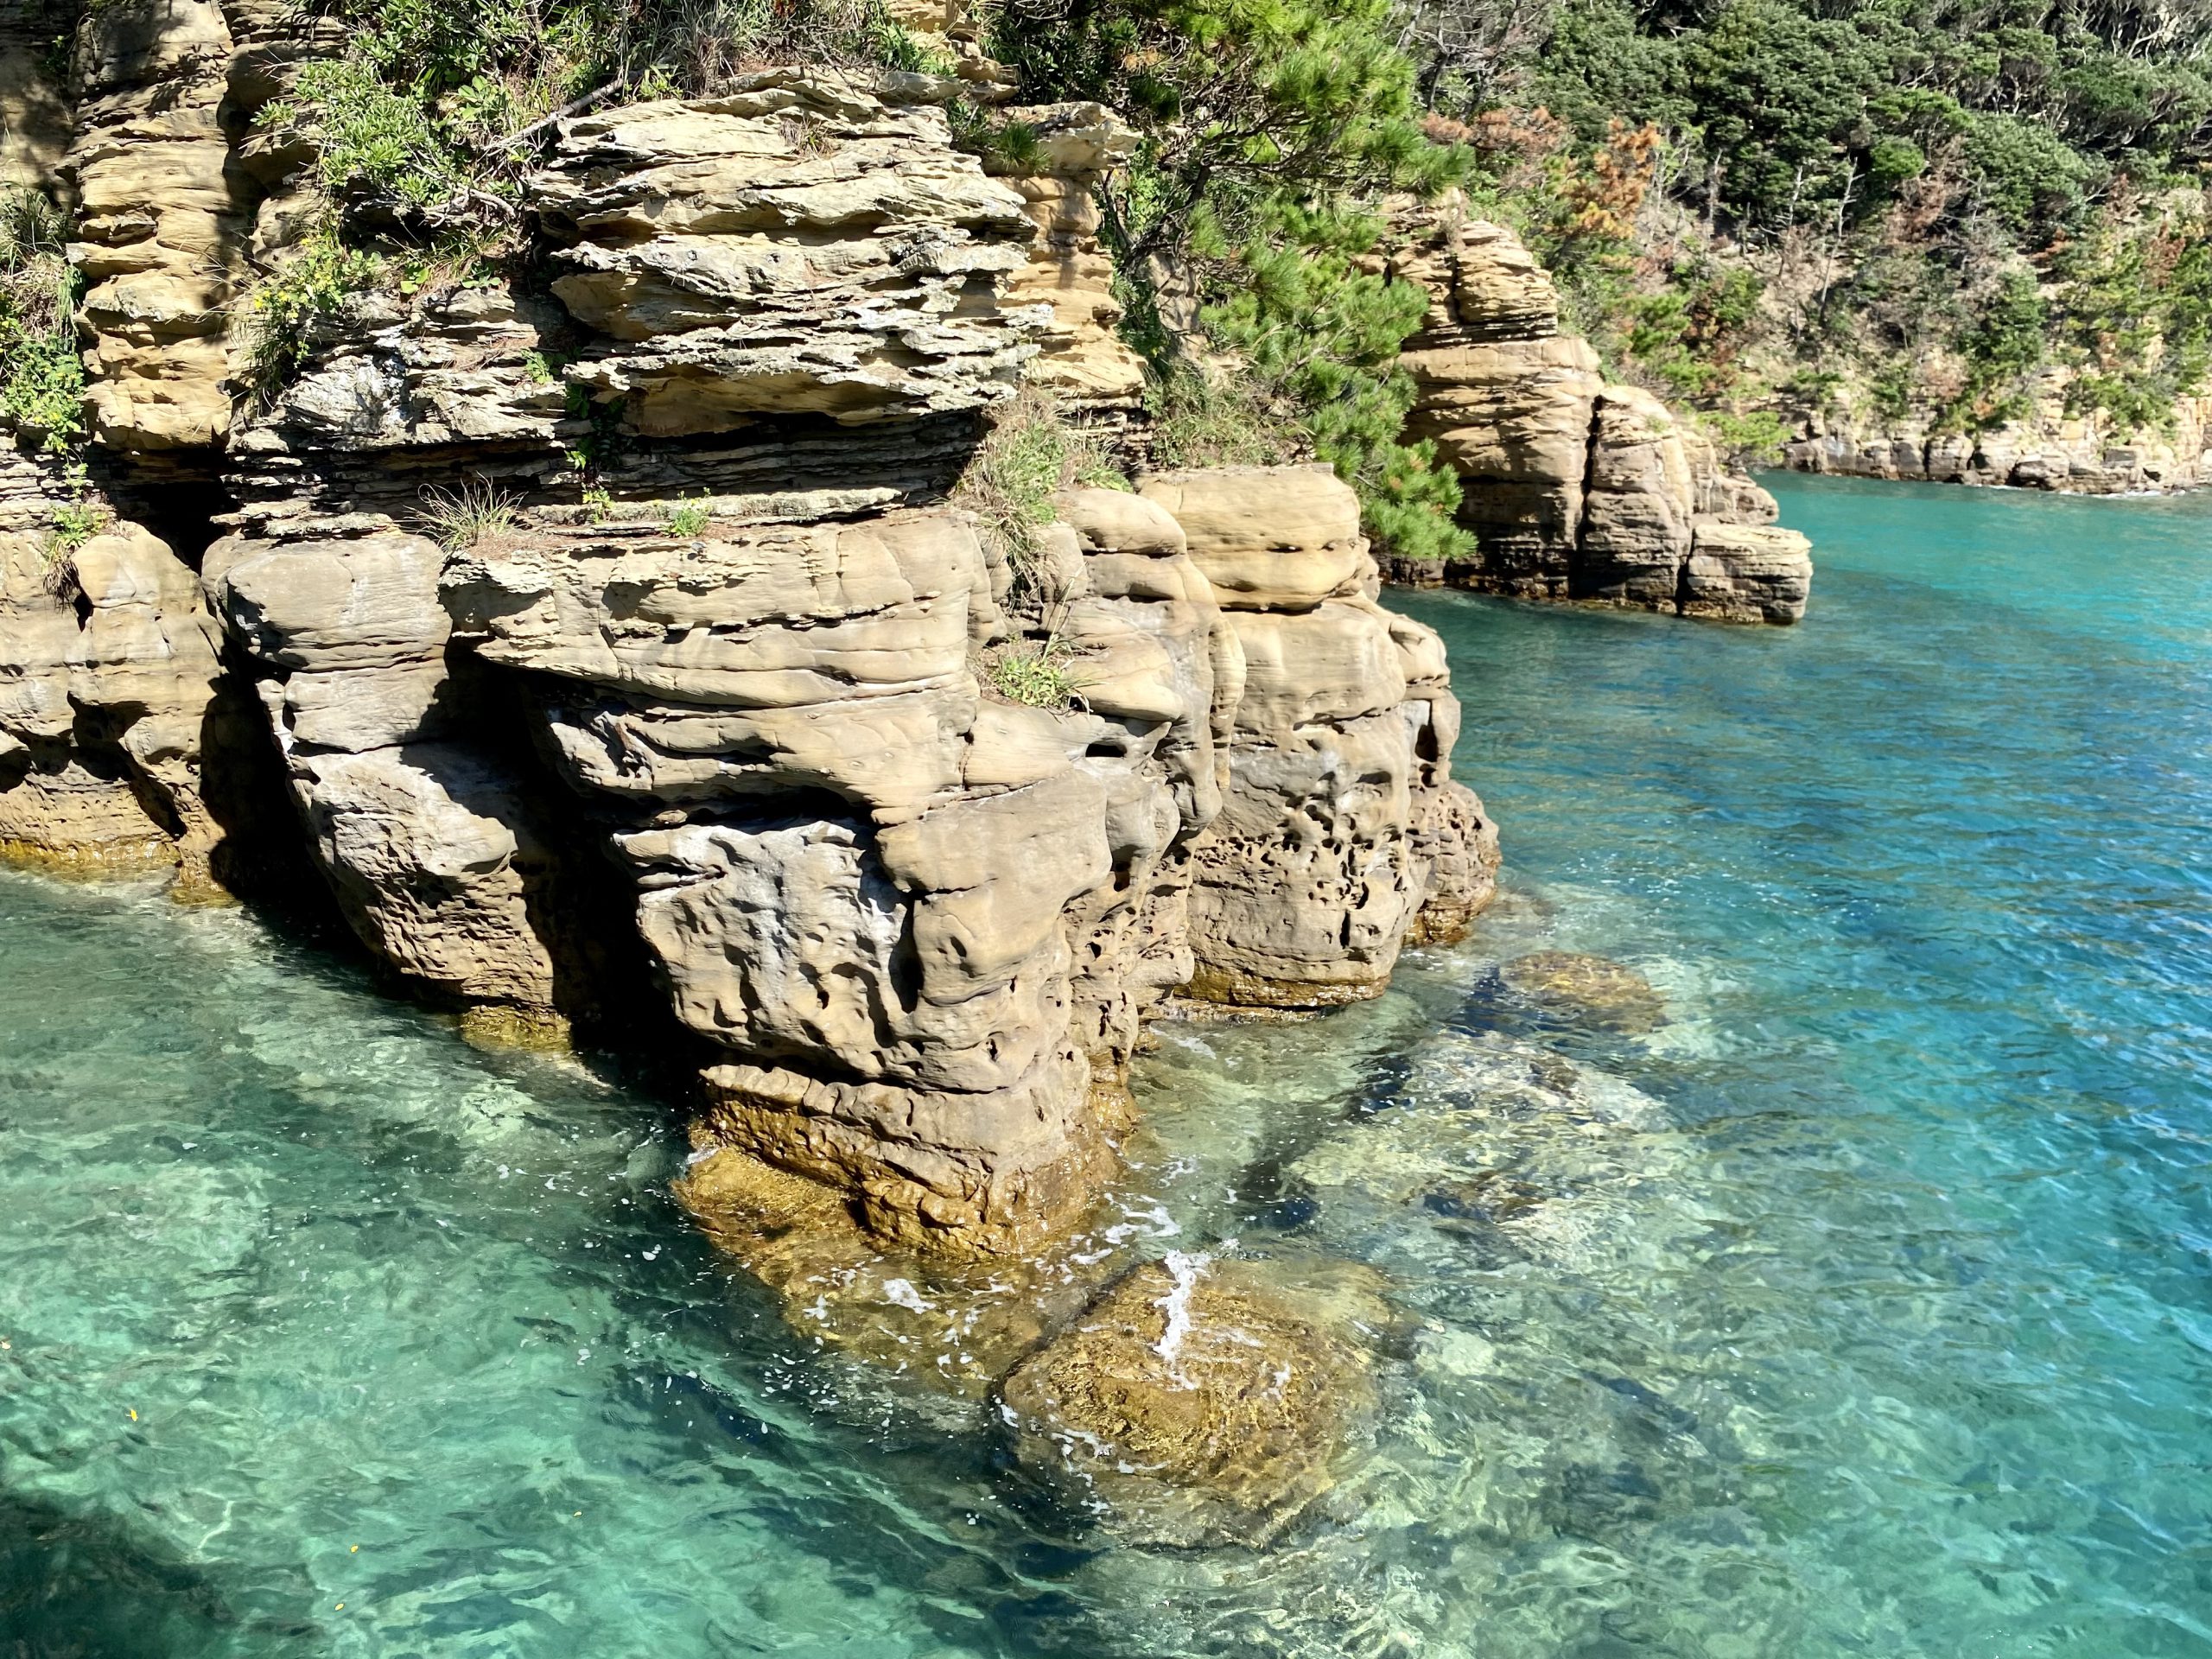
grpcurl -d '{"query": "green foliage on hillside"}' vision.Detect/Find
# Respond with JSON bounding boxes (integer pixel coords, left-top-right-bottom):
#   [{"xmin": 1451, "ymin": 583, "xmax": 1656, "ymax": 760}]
[
  {"xmin": 0, "ymin": 185, "xmax": 82, "ymax": 453},
  {"xmin": 1442, "ymin": 0, "xmax": 2212, "ymax": 238},
  {"xmin": 1407, "ymin": 0, "xmax": 2212, "ymax": 445},
  {"xmin": 997, "ymin": 0, "xmax": 1476, "ymax": 560}
]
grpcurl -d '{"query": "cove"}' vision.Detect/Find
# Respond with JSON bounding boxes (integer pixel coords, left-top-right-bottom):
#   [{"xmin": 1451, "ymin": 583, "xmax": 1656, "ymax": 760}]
[{"xmin": 3, "ymin": 472, "xmax": 2209, "ymax": 1657}]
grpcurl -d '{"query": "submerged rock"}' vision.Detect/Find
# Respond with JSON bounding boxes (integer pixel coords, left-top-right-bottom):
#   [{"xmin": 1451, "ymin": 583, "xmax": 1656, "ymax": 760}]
[
  {"xmin": 1498, "ymin": 950, "xmax": 1667, "ymax": 1033},
  {"xmin": 996, "ymin": 1256, "xmax": 1377, "ymax": 1548},
  {"xmin": 677, "ymin": 1142, "xmax": 1128, "ymax": 1395}
]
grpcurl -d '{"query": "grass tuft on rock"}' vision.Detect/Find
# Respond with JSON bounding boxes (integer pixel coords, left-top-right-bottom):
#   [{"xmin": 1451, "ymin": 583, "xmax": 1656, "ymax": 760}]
[
  {"xmin": 416, "ymin": 477, "xmax": 523, "ymax": 550},
  {"xmin": 986, "ymin": 636, "xmax": 1085, "ymax": 711},
  {"xmin": 956, "ymin": 396, "xmax": 1128, "ymax": 600}
]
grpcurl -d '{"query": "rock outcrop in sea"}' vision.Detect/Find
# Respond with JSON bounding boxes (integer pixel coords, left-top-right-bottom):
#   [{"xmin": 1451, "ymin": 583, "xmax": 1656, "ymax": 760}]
[
  {"xmin": 1391, "ymin": 204, "xmax": 1815, "ymax": 624},
  {"xmin": 2, "ymin": 50, "xmax": 1497, "ymax": 1249},
  {"xmin": 0, "ymin": 3, "xmax": 1803, "ymax": 1545}
]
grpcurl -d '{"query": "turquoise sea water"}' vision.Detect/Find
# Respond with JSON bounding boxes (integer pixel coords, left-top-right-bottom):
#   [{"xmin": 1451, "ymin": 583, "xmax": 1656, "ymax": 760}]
[{"xmin": 3, "ymin": 474, "xmax": 2210, "ymax": 1656}]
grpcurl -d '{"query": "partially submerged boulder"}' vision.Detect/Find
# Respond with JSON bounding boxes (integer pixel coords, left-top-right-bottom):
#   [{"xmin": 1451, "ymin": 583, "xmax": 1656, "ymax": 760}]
[{"xmin": 996, "ymin": 1255, "xmax": 1376, "ymax": 1548}]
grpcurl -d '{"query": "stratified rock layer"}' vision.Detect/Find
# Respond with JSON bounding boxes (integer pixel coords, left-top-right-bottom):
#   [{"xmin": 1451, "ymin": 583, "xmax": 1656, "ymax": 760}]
[
  {"xmin": 1141, "ymin": 466, "xmax": 1498, "ymax": 1007},
  {"xmin": 1395, "ymin": 202, "xmax": 1812, "ymax": 624},
  {"xmin": 3, "ymin": 32, "xmax": 1501, "ymax": 1281}
]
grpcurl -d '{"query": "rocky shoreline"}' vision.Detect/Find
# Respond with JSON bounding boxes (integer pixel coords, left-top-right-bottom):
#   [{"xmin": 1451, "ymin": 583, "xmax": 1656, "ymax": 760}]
[
  {"xmin": 1778, "ymin": 390, "xmax": 2212, "ymax": 498},
  {"xmin": 1, "ymin": 3, "xmax": 1796, "ymax": 1548}
]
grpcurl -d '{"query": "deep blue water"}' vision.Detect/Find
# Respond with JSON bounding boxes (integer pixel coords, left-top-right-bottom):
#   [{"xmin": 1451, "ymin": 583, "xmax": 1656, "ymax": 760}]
[{"xmin": 2, "ymin": 474, "xmax": 2209, "ymax": 1656}]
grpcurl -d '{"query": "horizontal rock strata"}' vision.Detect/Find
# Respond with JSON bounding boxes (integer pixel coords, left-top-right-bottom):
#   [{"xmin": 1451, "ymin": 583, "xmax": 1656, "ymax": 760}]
[
  {"xmin": 1783, "ymin": 396, "xmax": 2212, "ymax": 494},
  {"xmin": 1, "ymin": 52, "xmax": 1491, "ymax": 1258},
  {"xmin": 4, "ymin": 37, "xmax": 1525, "ymax": 1541},
  {"xmin": 1395, "ymin": 203, "xmax": 1813, "ymax": 624}
]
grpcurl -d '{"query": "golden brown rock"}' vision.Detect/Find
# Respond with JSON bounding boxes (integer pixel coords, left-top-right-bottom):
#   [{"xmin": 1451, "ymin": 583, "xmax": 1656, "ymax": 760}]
[
  {"xmin": 1498, "ymin": 950, "xmax": 1666, "ymax": 1033},
  {"xmin": 996, "ymin": 1257, "xmax": 1376, "ymax": 1548},
  {"xmin": 1392, "ymin": 207, "xmax": 1811, "ymax": 621}
]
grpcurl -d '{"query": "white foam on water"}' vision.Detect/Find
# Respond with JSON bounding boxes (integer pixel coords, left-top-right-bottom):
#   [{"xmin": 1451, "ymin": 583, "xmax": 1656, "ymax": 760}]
[
  {"xmin": 1152, "ymin": 1249, "xmax": 1210, "ymax": 1388},
  {"xmin": 879, "ymin": 1278, "xmax": 934, "ymax": 1314}
]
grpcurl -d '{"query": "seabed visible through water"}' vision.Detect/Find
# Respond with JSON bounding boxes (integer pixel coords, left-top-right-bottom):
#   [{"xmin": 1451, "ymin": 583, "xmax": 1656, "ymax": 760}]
[{"xmin": 3, "ymin": 474, "xmax": 2210, "ymax": 1656}]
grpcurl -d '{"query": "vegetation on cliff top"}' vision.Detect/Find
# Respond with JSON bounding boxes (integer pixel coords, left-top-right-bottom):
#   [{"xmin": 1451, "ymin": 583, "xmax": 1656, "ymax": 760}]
[
  {"xmin": 996, "ymin": 0, "xmax": 1478, "ymax": 561},
  {"xmin": 1403, "ymin": 0, "xmax": 2212, "ymax": 447},
  {"xmin": 0, "ymin": 184, "xmax": 83, "ymax": 453}
]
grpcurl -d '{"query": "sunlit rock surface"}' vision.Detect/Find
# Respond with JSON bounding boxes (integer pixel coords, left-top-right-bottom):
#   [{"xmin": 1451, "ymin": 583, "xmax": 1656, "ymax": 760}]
[{"xmin": 1395, "ymin": 200, "xmax": 1813, "ymax": 622}]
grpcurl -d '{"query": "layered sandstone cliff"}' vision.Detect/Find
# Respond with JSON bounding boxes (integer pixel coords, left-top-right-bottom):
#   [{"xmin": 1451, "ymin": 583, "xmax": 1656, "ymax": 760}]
[
  {"xmin": 2, "ymin": 52, "xmax": 1496, "ymax": 1274},
  {"xmin": 1392, "ymin": 205, "xmax": 1815, "ymax": 624}
]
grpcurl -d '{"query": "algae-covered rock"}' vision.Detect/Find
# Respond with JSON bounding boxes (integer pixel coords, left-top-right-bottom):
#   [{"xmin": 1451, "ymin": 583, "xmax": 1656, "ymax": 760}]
[
  {"xmin": 1498, "ymin": 950, "xmax": 1666, "ymax": 1033},
  {"xmin": 995, "ymin": 1256, "xmax": 1376, "ymax": 1548}
]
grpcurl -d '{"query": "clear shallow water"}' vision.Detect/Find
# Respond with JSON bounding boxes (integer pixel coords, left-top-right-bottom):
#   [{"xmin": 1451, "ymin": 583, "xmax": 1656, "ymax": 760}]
[{"xmin": 3, "ymin": 474, "xmax": 2211, "ymax": 1656}]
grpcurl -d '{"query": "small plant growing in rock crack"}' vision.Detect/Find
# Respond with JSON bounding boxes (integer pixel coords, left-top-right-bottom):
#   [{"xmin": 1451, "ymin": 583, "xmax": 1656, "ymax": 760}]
[
  {"xmin": 665, "ymin": 497, "xmax": 711, "ymax": 537},
  {"xmin": 986, "ymin": 629, "xmax": 1084, "ymax": 711},
  {"xmin": 416, "ymin": 477, "xmax": 521, "ymax": 550},
  {"xmin": 955, "ymin": 396, "xmax": 1128, "ymax": 600},
  {"xmin": 777, "ymin": 113, "xmax": 838, "ymax": 157},
  {"xmin": 239, "ymin": 237, "xmax": 383, "ymax": 405},
  {"xmin": 582, "ymin": 483, "xmax": 614, "ymax": 523},
  {"xmin": 42, "ymin": 471, "xmax": 110, "ymax": 575}
]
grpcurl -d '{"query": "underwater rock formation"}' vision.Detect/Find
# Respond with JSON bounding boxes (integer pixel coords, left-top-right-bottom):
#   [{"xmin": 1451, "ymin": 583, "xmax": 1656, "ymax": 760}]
[
  {"xmin": 996, "ymin": 1255, "xmax": 1378, "ymax": 1548},
  {"xmin": 1393, "ymin": 205, "xmax": 1814, "ymax": 625},
  {"xmin": 1498, "ymin": 950, "xmax": 1666, "ymax": 1033}
]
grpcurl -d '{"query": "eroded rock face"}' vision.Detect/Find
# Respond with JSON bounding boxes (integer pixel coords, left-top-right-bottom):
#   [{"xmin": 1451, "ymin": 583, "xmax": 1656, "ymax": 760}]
[
  {"xmin": 535, "ymin": 76, "xmax": 1046, "ymax": 435},
  {"xmin": 0, "ymin": 453, "xmax": 224, "ymax": 886},
  {"xmin": 435, "ymin": 485, "xmax": 1249, "ymax": 1250},
  {"xmin": 65, "ymin": 0, "xmax": 245, "ymax": 450},
  {"xmin": 1141, "ymin": 466, "xmax": 1498, "ymax": 1008},
  {"xmin": 201, "ymin": 518, "xmax": 569, "ymax": 1031},
  {"xmin": 987, "ymin": 103, "xmax": 1147, "ymax": 412},
  {"xmin": 7, "ymin": 47, "xmax": 1498, "ymax": 1278},
  {"xmin": 1395, "ymin": 201, "xmax": 1813, "ymax": 623}
]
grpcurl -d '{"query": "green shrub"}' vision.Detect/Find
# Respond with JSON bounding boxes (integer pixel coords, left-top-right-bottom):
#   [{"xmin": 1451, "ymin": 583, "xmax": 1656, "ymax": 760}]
[
  {"xmin": 998, "ymin": 0, "xmax": 1471, "ymax": 561},
  {"xmin": 1202, "ymin": 210, "xmax": 1474, "ymax": 562},
  {"xmin": 263, "ymin": 59, "xmax": 471, "ymax": 207},
  {"xmin": 0, "ymin": 184, "xmax": 81, "ymax": 452},
  {"xmin": 0, "ymin": 321, "xmax": 83, "ymax": 452},
  {"xmin": 666, "ymin": 497, "xmax": 711, "ymax": 537},
  {"xmin": 240, "ymin": 238, "xmax": 385, "ymax": 404},
  {"xmin": 1867, "ymin": 361, "xmax": 1914, "ymax": 424},
  {"xmin": 1142, "ymin": 371, "xmax": 1297, "ymax": 471},
  {"xmin": 1706, "ymin": 408, "xmax": 1791, "ymax": 466},
  {"xmin": 44, "ymin": 480, "xmax": 109, "ymax": 568}
]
